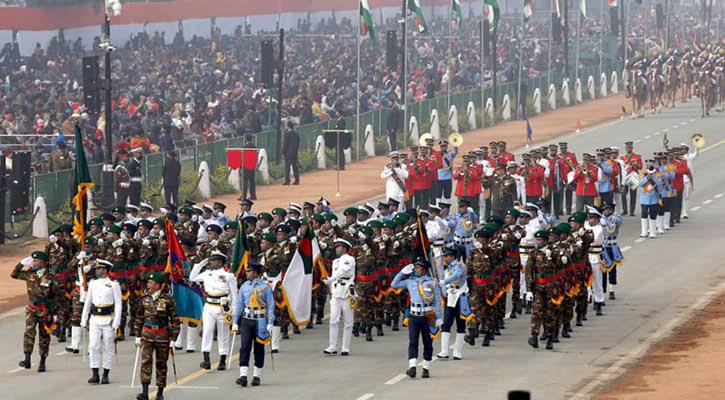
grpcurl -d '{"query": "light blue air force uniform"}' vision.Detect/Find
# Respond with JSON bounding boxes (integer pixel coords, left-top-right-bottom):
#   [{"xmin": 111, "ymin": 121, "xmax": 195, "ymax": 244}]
[{"xmin": 233, "ymin": 278, "xmax": 276, "ymax": 343}]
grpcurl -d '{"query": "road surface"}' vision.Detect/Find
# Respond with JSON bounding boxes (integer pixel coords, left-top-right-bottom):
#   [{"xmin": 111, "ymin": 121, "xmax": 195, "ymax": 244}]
[{"xmin": 1, "ymin": 100, "xmax": 724, "ymax": 400}]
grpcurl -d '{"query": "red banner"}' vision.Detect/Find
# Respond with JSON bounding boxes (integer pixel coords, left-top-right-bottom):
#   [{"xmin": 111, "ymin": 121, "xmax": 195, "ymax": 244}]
[{"xmin": 227, "ymin": 148, "xmax": 258, "ymax": 171}]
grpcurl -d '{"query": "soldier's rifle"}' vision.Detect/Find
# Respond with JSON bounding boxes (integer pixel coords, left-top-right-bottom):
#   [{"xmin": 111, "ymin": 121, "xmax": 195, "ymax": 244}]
[{"xmin": 170, "ymin": 348, "xmax": 178, "ymax": 385}]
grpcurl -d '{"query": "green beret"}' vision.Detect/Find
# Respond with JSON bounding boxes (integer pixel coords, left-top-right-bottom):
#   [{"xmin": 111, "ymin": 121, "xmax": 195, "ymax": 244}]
[
  {"xmin": 179, "ymin": 207, "xmax": 193, "ymax": 216},
  {"xmin": 148, "ymin": 271, "xmax": 165, "ymax": 284},
  {"xmin": 534, "ymin": 229, "xmax": 549, "ymax": 240},
  {"xmin": 483, "ymin": 223, "xmax": 500, "ymax": 233},
  {"xmin": 568, "ymin": 212, "xmax": 586, "ymax": 224},
  {"xmin": 111, "ymin": 206, "xmax": 126, "ymax": 214},
  {"xmin": 474, "ymin": 229, "xmax": 492, "ymax": 239},
  {"xmin": 271, "ymin": 208, "xmax": 287, "ymax": 217},
  {"xmin": 224, "ymin": 221, "xmax": 239, "ymax": 230},
  {"xmin": 31, "ymin": 251, "xmax": 49, "ymax": 261},
  {"xmin": 505, "ymin": 208, "xmax": 520, "ymax": 219},
  {"xmin": 343, "ymin": 207, "xmax": 358, "ymax": 217},
  {"xmin": 367, "ymin": 220, "xmax": 383, "ymax": 229},
  {"xmin": 258, "ymin": 212, "xmax": 273, "ymax": 222},
  {"xmin": 324, "ymin": 213, "xmax": 338, "ymax": 222},
  {"xmin": 383, "ymin": 220, "xmax": 397, "ymax": 229},
  {"xmin": 84, "ymin": 237, "xmax": 97, "ymax": 246},
  {"xmin": 486, "ymin": 215, "xmax": 505, "ymax": 226},
  {"xmin": 51, "ymin": 225, "xmax": 64, "ymax": 235},
  {"xmin": 555, "ymin": 223, "xmax": 572, "ymax": 235},
  {"xmin": 262, "ymin": 233, "xmax": 276, "ymax": 243},
  {"xmin": 90, "ymin": 218, "xmax": 103, "ymax": 227},
  {"xmin": 299, "ymin": 217, "xmax": 309, "ymax": 226},
  {"xmin": 108, "ymin": 224, "xmax": 122, "ymax": 234},
  {"xmin": 153, "ymin": 218, "xmax": 165, "ymax": 226},
  {"xmin": 359, "ymin": 225, "xmax": 373, "ymax": 238},
  {"xmin": 312, "ymin": 213, "xmax": 325, "ymax": 224},
  {"xmin": 394, "ymin": 212, "xmax": 410, "ymax": 223}
]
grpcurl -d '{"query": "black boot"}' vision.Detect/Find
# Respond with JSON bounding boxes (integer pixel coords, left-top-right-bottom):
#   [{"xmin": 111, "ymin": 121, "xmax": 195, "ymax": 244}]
[
  {"xmin": 482, "ymin": 332, "xmax": 491, "ymax": 347},
  {"xmin": 155, "ymin": 387, "xmax": 164, "ymax": 400},
  {"xmin": 392, "ymin": 317, "xmax": 399, "ymax": 331},
  {"xmin": 352, "ymin": 322, "xmax": 360, "ymax": 337},
  {"xmin": 494, "ymin": 326, "xmax": 501, "ymax": 336},
  {"xmin": 58, "ymin": 327, "xmax": 67, "ymax": 343},
  {"xmin": 217, "ymin": 355, "xmax": 227, "ymax": 371},
  {"xmin": 509, "ymin": 310, "xmax": 517, "ymax": 319},
  {"xmin": 102, "ymin": 369, "xmax": 110, "ymax": 384},
  {"xmin": 421, "ymin": 368, "xmax": 430, "ymax": 378},
  {"xmin": 37, "ymin": 356, "xmax": 46, "ymax": 373},
  {"xmin": 117, "ymin": 326, "xmax": 125, "ymax": 342},
  {"xmin": 316, "ymin": 312, "xmax": 324, "ymax": 325},
  {"xmin": 546, "ymin": 334, "xmax": 554, "ymax": 350},
  {"xmin": 384, "ymin": 313, "xmax": 391, "ymax": 326},
  {"xmin": 528, "ymin": 333, "xmax": 539, "ymax": 349},
  {"xmin": 464, "ymin": 328, "xmax": 476, "ymax": 346},
  {"xmin": 540, "ymin": 332, "xmax": 548, "ymax": 341},
  {"xmin": 282, "ymin": 325, "xmax": 290, "ymax": 339},
  {"xmin": 88, "ymin": 368, "xmax": 100, "ymax": 384},
  {"xmin": 129, "ymin": 326, "xmax": 136, "ymax": 337},
  {"xmin": 292, "ymin": 325, "xmax": 301, "ymax": 334},
  {"xmin": 365, "ymin": 326, "xmax": 373, "ymax": 342},
  {"xmin": 525, "ymin": 301, "xmax": 533, "ymax": 314},
  {"xmin": 236, "ymin": 376, "xmax": 248, "ymax": 387},
  {"xmin": 136, "ymin": 383, "xmax": 149, "ymax": 400},
  {"xmin": 306, "ymin": 321, "xmax": 314, "ymax": 329},
  {"xmin": 576, "ymin": 313, "xmax": 583, "ymax": 326},
  {"xmin": 19, "ymin": 352, "xmax": 31, "ymax": 369},
  {"xmin": 406, "ymin": 366, "xmax": 417, "ymax": 378},
  {"xmin": 517, "ymin": 302, "xmax": 524, "ymax": 315},
  {"xmin": 200, "ymin": 352, "xmax": 211, "ymax": 369},
  {"xmin": 582, "ymin": 311, "xmax": 588, "ymax": 321},
  {"xmin": 376, "ymin": 324, "xmax": 384, "ymax": 337},
  {"xmin": 561, "ymin": 326, "xmax": 571, "ymax": 338},
  {"xmin": 595, "ymin": 303, "xmax": 603, "ymax": 316},
  {"xmin": 251, "ymin": 377, "xmax": 261, "ymax": 386},
  {"xmin": 552, "ymin": 332, "xmax": 560, "ymax": 343}
]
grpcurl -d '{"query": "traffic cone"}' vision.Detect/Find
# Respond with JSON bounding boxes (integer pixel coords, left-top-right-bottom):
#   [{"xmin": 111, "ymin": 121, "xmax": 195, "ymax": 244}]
[{"xmin": 575, "ymin": 119, "xmax": 582, "ymax": 133}]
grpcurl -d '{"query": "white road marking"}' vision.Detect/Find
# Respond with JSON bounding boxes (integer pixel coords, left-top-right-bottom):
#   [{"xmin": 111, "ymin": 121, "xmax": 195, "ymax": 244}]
[
  {"xmin": 653, "ymin": 131, "xmax": 660, "ymax": 136},
  {"xmin": 690, "ymin": 206, "xmax": 701, "ymax": 212},
  {"xmin": 662, "ymin": 128, "xmax": 670, "ymax": 132},
  {"xmin": 634, "ymin": 238, "xmax": 646, "ymax": 244},
  {"xmin": 703, "ymin": 199, "xmax": 713, "ymax": 205},
  {"xmin": 384, "ymin": 374, "xmax": 407, "ymax": 385},
  {"xmin": 356, "ymin": 394, "xmax": 375, "ymax": 400},
  {"xmin": 620, "ymin": 246, "xmax": 632, "ymax": 253},
  {"xmin": 644, "ymin": 135, "xmax": 651, "ymax": 139},
  {"xmin": 714, "ymin": 194, "xmax": 723, "ymax": 199},
  {"xmin": 634, "ymin": 139, "xmax": 642, "ymax": 143},
  {"xmin": 7, "ymin": 367, "xmax": 24, "ymax": 374},
  {"xmin": 120, "ymin": 385, "xmax": 218, "ymax": 390},
  {"xmin": 570, "ymin": 280, "xmax": 725, "ymax": 399},
  {"xmin": 689, "ymin": 118, "xmax": 697, "ymax": 122}
]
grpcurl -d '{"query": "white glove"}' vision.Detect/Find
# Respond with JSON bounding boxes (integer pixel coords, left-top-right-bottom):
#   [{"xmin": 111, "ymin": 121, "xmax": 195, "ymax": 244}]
[
  {"xmin": 330, "ymin": 219, "xmax": 337, "ymax": 227},
  {"xmin": 561, "ymin": 256, "xmax": 569, "ymax": 264},
  {"xmin": 435, "ymin": 319, "xmax": 443, "ymax": 327},
  {"xmin": 111, "ymin": 323, "xmax": 119, "ymax": 331},
  {"xmin": 159, "ymin": 231, "xmax": 165, "ymax": 238},
  {"xmin": 169, "ymin": 342, "xmax": 175, "ymax": 348},
  {"xmin": 544, "ymin": 249, "xmax": 552, "ymax": 258},
  {"xmin": 267, "ymin": 324, "xmax": 273, "ymax": 333},
  {"xmin": 525, "ymin": 291, "xmax": 534, "ymax": 302},
  {"xmin": 142, "ymin": 239, "xmax": 150, "ymax": 246},
  {"xmin": 500, "ymin": 233, "xmax": 508, "ymax": 241},
  {"xmin": 232, "ymin": 323, "xmax": 239, "ymax": 332},
  {"xmin": 348, "ymin": 226, "xmax": 357, "ymax": 235},
  {"xmin": 210, "ymin": 239, "xmax": 219, "ymax": 247},
  {"xmin": 357, "ymin": 231, "xmax": 367, "ymax": 241},
  {"xmin": 473, "ymin": 241, "xmax": 483, "ymax": 249},
  {"xmin": 135, "ymin": 337, "xmax": 142, "ymax": 346},
  {"xmin": 393, "ymin": 241, "xmax": 400, "ymax": 249},
  {"xmin": 78, "ymin": 251, "xmax": 87, "ymax": 259},
  {"xmin": 113, "ymin": 239, "xmax": 124, "ymax": 248},
  {"xmin": 289, "ymin": 236, "xmax": 297, "ymax": 244},
  {"xmin": 514, "ymin": 232, "xmax": 522, "ymax": 240},
  {"xmin": 49, "ymin": 235, "xmax": 58, "ymax": 244},
  {"xmin": 575, "ymin": 240, "xmax": 583, "ymax": 247},
  {"xmin": 119, "ymin": 182, "xmax": 130, "ymax": 188},
  {"xmin": 81, "ymin": 321, "xmax": 87, "ymax": 328},
  {"xmin": 401, "ymin": 264, "xmax": 415, "ymax": 275},
  {"xmin": 21, "ymin": 256, "xmax": 33, "ymax": 266},
  {"xmin": 467, "ymin": 207, "xmax": 474, "ymax": 214},
  {"xmin": 97, "ymin": 238, "xmax": 105, "ymax": 247},
  {"xmin": 192, "ymin": 215, "xmax": 198, "ymax": 222},
  {"xmin": 320, "ymin": 242, "xmax": 327, "ymax": 250},
  {"xmin": 438, "ymin": 280, "xmax": 446, "ymax": 288}
]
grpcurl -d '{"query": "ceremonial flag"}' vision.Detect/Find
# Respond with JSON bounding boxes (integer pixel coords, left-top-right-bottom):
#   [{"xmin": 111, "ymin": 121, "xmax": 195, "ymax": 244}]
[
  {"xmin": 282, "ymin": 226, "xmax": 314, "ymax": 326},
  {"xmin": 523, "ymin": 0, "xmax": 534, "ymax": 23},
  {"xmin": 414, "ymin": 213, "xmax": 434, "ymax": 277},
  {"xmin": 165, "ymin": 220, "xmax": 203, "ymax": 323},
  {"xmin": 229, "ymin": 217, "xmax": 251, "ymax": 277},
  {"xmin": 408, "ymin": 0, "xmax": 429, "ymax": 34},
  {"xmin": 452, "ymin": 0, "xmax": 464, "ymax": 31},
  {"xmin": 580, "ymin": 0, "xmax": 587, "ymax": 19},
  {"xmin": 485, "ymin": 0, "xmax": 501, "ymax": 31},
  {"xmin": 311, "ymin": 230, "xmax": 329, "ymax": 290},
  {"xmin": 526, "ymin": 118, "xmax": 533, "ymax": 143},
  {"xmin": 70, "ymin": 124, "xmax": 93, "ymax": 290},
  {"xmin": 360, "ymin": 0, "xmax": 377, "ymax": 46},
  {"xmin": 607, "ymin": 0, "xmax": 617, "ymax": 7}
]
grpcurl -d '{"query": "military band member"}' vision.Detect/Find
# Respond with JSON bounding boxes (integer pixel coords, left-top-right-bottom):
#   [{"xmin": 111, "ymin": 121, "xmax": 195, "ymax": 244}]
[
  {"xmin": 619, "ymin": 142, "xmax": 642, "ymax": 216},
  {"xmin": 567, "ymin": 212, "xmax": 593, "ymax": 325},
  {"xmin": 521, "ymin": 153, "xmax": 545, "ymax": 204},
  {"xmin": 501, "ymin": 208, "xmax": 525, "ymax": 318},
  {"xmin": 466, "ymin": 228, "xmax": 499, "ymax": 347},
  {"xmin": 453, "ymin": 154, "xmax": 483, "ymax": 216},
  {"xmin": 671, "ymin": 146, "xmax": 692, "ymax": 224},
  {"xmin": 573, "ymin": 154, "xmax": 599, "ymax": 211},
  {"xmin": 323, "ymin": 239, "xmax": 356, "ymax": 356},
  {"xmin": 353, "ymin": 225, "xmax": 380, "ymax": 341},
  {"xmin": 519, "ymin": 209, "xmax": 542, "ymax": 313},
  {"xmin": 436, "ymin": 248, "xmax": 471, "ymax": 360},
  {"xmin": 381, "ymin": 152, "xmax": 409, "ymax": 210},
  {"xmin": 559, "ymin": 142, "xmax": 578, "ymax": 214},
  {"xmin": 680, "ymin": 143, "xmax": 697, "ymax": 219},
  {"xmin": 435, "ymin": 139, "xmax": 459, "ymax": 203},
  {"xmin": 232, "ymin": 261, "xmax": 274, "ymax": 387},
  {"xmin": 639, "ymin": 159, "xmax": 665, "ymax": 238},
  {"xmin": 13, "ymin": 251, "xmax": 64, "ymax": 372},
  {"xmin": 488, "ymin": 164, "xmax": 517, "ymax": 218},
  {"xmin": 174, "ymin": 237, "xmax": 200, "ymax": 353},
  {"xmin": 190, "ymin": 251, "xmax": 237, "ymax": 371},
  {"xmin": 392, "ymin": 259, "xmax": 442, "ymax": 379},
  {"xmin": 80, "ymin": 259, "xmax": 122, "ymax": 384},
  {"xmin": 134, "ymin": 272, "xmax": 181, "ymax": 400},
  {"xmin": 65, "ymin": 236, "xmax": 99, "ymax": 354}
]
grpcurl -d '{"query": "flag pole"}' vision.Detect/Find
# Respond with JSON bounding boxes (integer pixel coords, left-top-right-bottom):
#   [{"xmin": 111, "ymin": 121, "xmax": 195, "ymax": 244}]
[
  {"xmin": 402, "ymin": 0, "xmax": 408, "ymax": 144},
  {"xmin": 516, "ymin": 4, "xmax": 524, "ymax": 120},
  {"xmin": 356, "ymin": 0, "xmax": 361, "ymax": 162},
  {"xmin": 575, "ymin": 0, "xmax": 582, "ymax": 84},
  {"xmin": 599, "ymin": 0, "xmax": 604, "ymax": 79},
  {"xmin": 481, "ymin": 0, "xmax": 486, "ymax": 128},
  {"xmin": 547, "ymin": 8, "xmax": 553, "ymax": 88},
  {"xmin": 447, "ymin": 0, "xmax": 453, "ymax": 136}
]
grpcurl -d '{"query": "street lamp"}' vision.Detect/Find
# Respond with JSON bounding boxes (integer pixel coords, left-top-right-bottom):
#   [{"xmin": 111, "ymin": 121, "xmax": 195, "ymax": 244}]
[{"xmin": 100, "ymin": 0, "xmax": 122, "ymax": 208}]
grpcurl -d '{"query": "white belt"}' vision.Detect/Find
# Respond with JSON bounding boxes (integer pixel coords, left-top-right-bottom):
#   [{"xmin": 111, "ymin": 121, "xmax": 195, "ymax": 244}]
[
  {"xmin": 130, "ymin": 177, "xmax": 143, "ymax": 183},
  {"xmin": 243, "ymin": 306, "xmax": 266, "ymax": 320},
  {"xmin": 454, "ymin": 236, "xmax": 473, "ymax": 244}
]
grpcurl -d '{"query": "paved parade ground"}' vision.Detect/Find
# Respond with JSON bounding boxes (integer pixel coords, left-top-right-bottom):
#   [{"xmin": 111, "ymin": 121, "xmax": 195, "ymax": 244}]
[{"xmin": 1, "ymin": 99, "xmax": 724, "ymax": 400}]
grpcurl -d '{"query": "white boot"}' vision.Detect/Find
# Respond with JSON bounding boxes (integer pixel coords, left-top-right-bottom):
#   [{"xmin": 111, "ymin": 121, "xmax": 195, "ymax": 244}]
[
  {"xmin": 271, "ymin": 326, "xmax": 281, "ymax": 351},
  {"xmin": 656, "ymin": 215, "xmax": 665, "ymax": 234},
  {"xmin": 186, "ymin": 325, "xmax": 197, "ymax": 351},
  {"xmin": 253, "ymin": 366, "xmax": 263, "ymax": 378},
  {"xmin": 648, "ymin": 219, "xmax": 657, "ymax": 238},
  {"xmin": 239, "ymin": 366, "xmax": 248, "ymax": 377},
  {"xmin": 325, "ymin": 323, "xmax": 339, "ymax": 354},
  {"xmin": 640, "ymin": 219, "xmax": 648, "ymax": 237},
  {"xmin": 453, "ymin": 333, "xmax": 465, "ymax": 360},
  {"xmin": 436, "ymin": 332, "xmax": 450, "ymax": 359},
  {"xmin": 664, "ymin": 211, "xmax": 671, "ymax": 229},
  {"xmin": 341, "ymin": 325, "xmax": 353, "ymax": 354},
  {"xmin": 408, "ymin": 358, "xmax": 417, "ymax": 368}
]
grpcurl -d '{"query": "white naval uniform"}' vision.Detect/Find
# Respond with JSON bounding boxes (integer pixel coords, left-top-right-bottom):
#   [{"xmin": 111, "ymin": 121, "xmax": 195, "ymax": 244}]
[
  {"xmin": 190, "ymin": 263, "xmax": 238, "ymax": 356},
  {"xmin": 80, "ymin": 277, "xmax": 122, "ymax": 370},
  {"xmin": 380, "ymin": 164, "xmax": 409, "ymax": 210},
  {"xmin": 584, "ymin": 223, "xmax": 605, "ymax": 303},
  {"xmin": 682, "ymin": 149, "xmax": 698, "ymax": 217},
  {"xmin": 325, "ymin": 253, "xmax": 356, "ymax": 353}
]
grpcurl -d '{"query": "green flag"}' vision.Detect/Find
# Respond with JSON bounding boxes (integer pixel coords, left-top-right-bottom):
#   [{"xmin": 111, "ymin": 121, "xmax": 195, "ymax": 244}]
[
  {"xmin": 485, "ymin": 0, "xmax": 501, "ymax": 31},
  {"xmin": 230, "ymin": 217, "xmax": 251, "ymax": 277},
  {"xmin": 360, "ymin": 0, "xmax": 377, "ymax": 46},
  {"xmin": 71, "ymin": 124, "xmax": 93, "ymax": 244},
  {"xmin": 523, "ymin": 0, "xmax": 533, "ymax": 22},
  {"xmin": 408, "ymin": 0, "xmax": 429, "ymax": 34},
  {"xmin": 452, "ymin": 0, "xmax": 464, "ymax": 32}
]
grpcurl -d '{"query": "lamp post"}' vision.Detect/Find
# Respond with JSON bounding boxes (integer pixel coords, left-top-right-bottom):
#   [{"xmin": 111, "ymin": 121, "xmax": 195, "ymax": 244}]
[{"xmin": 100, "ymin": 0, "xmax": 122, "ymax": 208}]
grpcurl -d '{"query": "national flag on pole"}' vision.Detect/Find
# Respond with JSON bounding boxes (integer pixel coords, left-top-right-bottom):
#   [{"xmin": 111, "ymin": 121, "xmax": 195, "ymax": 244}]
[
  {"xmin": 485, "ymin": 0, "xmax": 501, "ymax": 31},
  {"xmin": 452, "ymin": 0, "xmax": 464, "ymax": 31},
  {"xmin": 607, "ymin": 0, "xmax": 617, "ymax": 7},
  {"xmin": 408, "ymin": 0, "xmax": 429, "ymax": 34},
  {"xmin": 282, "ymin": 225, "xmax": 314, "ymax": 326},
  {"xmin": 523, "ymin": 0, "xmax": 534, "ymax": 23},
  {"xmin": 165, "ymin": 220, "xmax": 204, "ymax": 324},
  {"xmin": 580, "ymin": 0, "xmax": 587, "ymax": 19},
  {"xmin": 229, "ymin": 217, "xmax": 251, "ymax": 277},
  {"xmin": 70, "ymin": 124, "xmax": 93, "ymax": 290},
  {"xmin": 360, "ymin": 0, "xmax": 377, "ymax": 46},
  {"xmin": 526, "ymin": 118, "xmax": 533, "ymax": 142}
]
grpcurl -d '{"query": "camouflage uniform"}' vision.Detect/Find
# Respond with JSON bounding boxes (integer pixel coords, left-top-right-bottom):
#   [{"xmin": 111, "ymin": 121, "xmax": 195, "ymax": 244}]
[
  {"xmin": 134, "ymin": 290, "xmax": 181, "ymax": 388},
  {"xmin": 45, "ymin": 240, "xmax": 73, "ymax": 335},
  {"xmin": 178, "ymin": 220, "xmax": 200, "ymax": 244},
  {"xmin": 551, "ymin": 237, "xmax": 574, "ymax": 337},
  {"xmin": 525, "ymin": 245, "xmax": 564, "ymax": 339},
  {"xmin": 371, "ymin": 235, "xmax": 391, "ymax": 327},
  {"xmin": 501, "ymin": 224, "xmax": 525, "ymax": 316},
  {"xmin": 11, "ymin": 263, "xmax": 64, "ymax": 358},
  {"xmin": 570, "ymin": 229, "xmax": 594, "ymax": 323},
  {"xmin": 467, "ymin": 243, "xmax": 500, "ymax": 342},
  {"xmin": 264, "ymin": 240, "xmax": 296, "ymax": 329},
  {"xmin": 104, "ymin": 239, "xmax": 139, "ymax": 337},
  {"xmin": 384, "ymin": 230, "xmax": 408, "ymax": 326},
  {"xmin": 353, "ymin": 237, "xmax": 379, "ymax": 336},
  {"xmin": 312, "ymin": 229, "xmax": 335, "ymax": 324}
]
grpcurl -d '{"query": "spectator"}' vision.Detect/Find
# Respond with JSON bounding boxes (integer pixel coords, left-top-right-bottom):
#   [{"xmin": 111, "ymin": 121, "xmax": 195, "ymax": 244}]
[
  {"xmin": 162, "ymin": 151, "xmax": 181, "ymax": 207},
  {"xmin": 282, "ymin": 120, "xmax": 300, "ymax": 186}
]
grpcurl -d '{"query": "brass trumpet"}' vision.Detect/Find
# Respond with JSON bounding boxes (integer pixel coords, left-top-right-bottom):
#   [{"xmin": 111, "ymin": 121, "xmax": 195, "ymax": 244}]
[{"xmin": 691, "ymin": 133, "xmax": 705, "ymax": 149}]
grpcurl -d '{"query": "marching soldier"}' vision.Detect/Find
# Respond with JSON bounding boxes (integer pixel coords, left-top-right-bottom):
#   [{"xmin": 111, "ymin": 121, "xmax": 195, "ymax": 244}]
[
  {"xmin": 596, "ymin": 149, "xmax": 615, "ymax": 205},
  {"xmin": 488, "ymin": 164, "xmax": 517, "ymax": 218},
  {"xmin": 323, "ymin": 239, "xmax": 356, "ymax": 356},
  {"xmin": 12, "ymin": 251, "xmax": 64, "ymax": 372},
  {"xmin": 567, "ymin": 211, "xmax": 593, "ymax": 326},
  {"xmin": 80, "ymin": 259, "xmax": 122, "ymax": 384},
  {"xmin": 452, "ymin": 199, "xmax": 477, "ymax": 261},
  {"xmin": 263, "ymin": 225, "xmax": 296, "ymax": 351},
  {"xmin": 134, "ymin": 272, "xmax": 181, "ymax": 400},
  {"xmin": 189, "ymin": 251, "xmax": 237, "ymax": 371},
  {"xmin": 466, "ymin": 228, "xmax": 499, "ymax": 347},
  {"xmin": 46, "ymin": 225, "xmax": 73, "ymax": 343},
  {"xmin": 65, "ymin": 236, "xmax": 99, "ymax": 354},
  {"xmin": 620, "ymin": 141, "xmax": 643, "ymax": 216},
  {"xmin": 436, "ymin": 248, "xmax": 471, "ymax": 360},
  {"xmin": 501, "ymin": 209, "xmax": 525, "ymax": 318},
  {"xmin": 392, "ymin": 259, "xmax": 442, "ymax": 379},
  {"xmin": 352, "ymin": 225, "xmax": 380, "ymax": 341},
  {"xmin": 639, "ymin": 159, "xmax": 664, "ymax": 238},
  {"xmin": 232, "ymin": 261, "xmax": 275, "ymax": 387}
]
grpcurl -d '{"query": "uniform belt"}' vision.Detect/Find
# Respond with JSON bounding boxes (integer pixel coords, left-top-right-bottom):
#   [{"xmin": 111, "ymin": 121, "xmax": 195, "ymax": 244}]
[
  {"xmin": 506, "ymin": 251, "xmax": 519, "ymax": 258},
  {"xmin": 410, "ymin": 303, "xmax": 433, "ymax": 316},
  {"xmin": 130, "ymin": 177, "xmax": 143, "ymax": 182},
  {"xmin": 454, "ymin": 236, "xmax": 473, "ymax": 244},
  {"xmin": 205, "ymin": 296, "xmax": 226, "ymax": 304},
  {"xmin": 355, "ymin": 274, "xmax": 377, "ymax": 282},
  {"xmin": 142, "ymin": 325, "xmax": 168, "ymax": 334},
  {"xmin": 471, "ymin": 277, "xmax": 491, "ymax": 285},
  {"xmin": 432, "ymin": 240, "xmax": 445, "ymax": 246},
  {"xmin": 447, "ymin": 284, "xmax": 462, "ymax": 290},
  {"xmin": 243, "ymin": 306, "xmax": 266, "ymax": 320},
  {"xmin": 91, "ymin": 305, "xmax": 114, "ymax": 316},
  {"xmin": 334, "ymin": 277, "xmax": 352, "ymax": 286}
]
